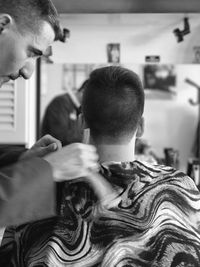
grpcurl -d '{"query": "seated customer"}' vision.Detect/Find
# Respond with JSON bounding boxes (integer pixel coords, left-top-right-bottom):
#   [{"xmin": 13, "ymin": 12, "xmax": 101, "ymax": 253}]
[{"xmin": 1, "ymin": 66, "xmax": 200, "ymax": 266}]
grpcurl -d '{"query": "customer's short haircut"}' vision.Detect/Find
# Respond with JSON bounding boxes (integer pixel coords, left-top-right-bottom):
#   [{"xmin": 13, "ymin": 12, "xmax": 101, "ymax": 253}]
[
  {"xmin": 82, "ymin": 66, "xmax": 145, "ymax": 143},
  {"xmin": 0, "ymin": 0, "xmax": 64, "ymax": 41}
]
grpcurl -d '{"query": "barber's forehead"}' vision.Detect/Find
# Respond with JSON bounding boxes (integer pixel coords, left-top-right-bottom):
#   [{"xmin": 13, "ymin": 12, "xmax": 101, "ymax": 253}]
[{"xmin": 32, "ymin": 21, "xmax": 55, "ymax": 43}]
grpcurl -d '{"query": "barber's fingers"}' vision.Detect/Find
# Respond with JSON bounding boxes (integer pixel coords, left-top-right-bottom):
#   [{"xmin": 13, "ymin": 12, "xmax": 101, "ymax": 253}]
[
  {"xmin": 86, "ymin": 162, "xmax": 100, "ymax": 173},
  {"xmin": 35, "ymin": 135, "xmax": 62, "ymax": 150},
  {"xmin": 86, "ymin": 171, "xmax": 120, "ymax": 208},
  {"xmin": 76, "ymin": 148, "xmax": 99, "ymax": 173},
  {"xmin": 39, "ymin": 143, "xmax": 59, "ymax": 155},
  {"xmin": 70, "ymin": 145, "xmax": 99, "ymax": 172},
  {"xmin": 42, "ymin": 135, "xmax": 62, "ymax": 148},
  {"xmin": 20, "ymin": 143, "xmax": 59, "ymax": 159},
  {"xmin": 78, "ymin": 146, "xmax": 99, "ymax": 162},
  {"xmin": 62, "ymin": 143, "xmax": 99, "ymax": 163},
  {"xmin": 45, "ymin": 143, "xmax": 100, "ymax": 181}
]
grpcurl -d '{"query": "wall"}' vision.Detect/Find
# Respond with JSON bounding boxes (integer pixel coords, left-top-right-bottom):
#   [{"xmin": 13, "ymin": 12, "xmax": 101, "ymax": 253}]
[
  {"xmin": 119, "ymin": 63, "xmax": 199, "ymax": 171},
  {"xmin": 41, "ymin": 63, "xmax": 199, "ymax": 172},
  {"xmin": 142, "ymin": 65, "xmax": 199, "ymax": 171},
  {"xmin": 42, "ymin": 14, "xmax": 200, "ymax": 171},
  {"xmin": 52, "ymin": 14, "xmax": 200, "ymax": 64}
]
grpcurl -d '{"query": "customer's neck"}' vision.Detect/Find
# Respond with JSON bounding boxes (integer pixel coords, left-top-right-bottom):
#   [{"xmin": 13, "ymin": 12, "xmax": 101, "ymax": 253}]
[{"xmin": 95, "ymin": 138, "xmax": 136, "ymax": 163}]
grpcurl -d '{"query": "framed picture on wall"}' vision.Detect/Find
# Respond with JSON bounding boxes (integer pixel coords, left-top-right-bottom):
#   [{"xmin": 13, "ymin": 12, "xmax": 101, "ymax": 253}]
[
  {"xmin": 107, "ymin": 43, "xmax": 120, "ymax": 64},
  {"xmin": 143, "ymin": 64, "xmax": 176, "ymax": 98}
]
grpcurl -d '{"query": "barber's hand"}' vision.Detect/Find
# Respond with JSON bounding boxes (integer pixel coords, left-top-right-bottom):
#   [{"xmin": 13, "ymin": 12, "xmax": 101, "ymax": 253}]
[
  {"xmin": 86, "ymin": 171, "xmax": 120, "ymax": 208},
  {"xmin": 20, "ymin": 135, "xmax": 62, "ymax": 160},
  {"xmin": 44, "ymin": 143, "xmax": 99, "ymax": 182}
]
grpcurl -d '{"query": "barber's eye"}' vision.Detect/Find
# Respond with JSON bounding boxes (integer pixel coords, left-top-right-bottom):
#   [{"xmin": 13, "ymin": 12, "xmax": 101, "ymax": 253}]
[
  {"xmin": 28, "ymin": 52, "xmax": 38, "ymax": 58},
  {"xmin": 28, "ymin": 53, "xmax": 35, "ymax": 58}
]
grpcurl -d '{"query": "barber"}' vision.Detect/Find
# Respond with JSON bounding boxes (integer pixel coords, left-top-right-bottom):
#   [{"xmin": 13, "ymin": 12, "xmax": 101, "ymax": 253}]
[{"xmin": 0, "ymin": 0, "xmax": 99, "ymax": 227}]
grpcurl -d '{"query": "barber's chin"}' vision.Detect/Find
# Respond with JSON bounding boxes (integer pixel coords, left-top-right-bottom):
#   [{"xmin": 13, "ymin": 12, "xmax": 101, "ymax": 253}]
[{"xmin": 0, "ymin": 77, "xmax": 10, "ymax": 88}]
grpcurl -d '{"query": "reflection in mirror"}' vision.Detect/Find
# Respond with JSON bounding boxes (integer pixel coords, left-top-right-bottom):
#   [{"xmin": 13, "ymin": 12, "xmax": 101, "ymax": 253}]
[{"xmin": 40, "ymin": 62, "xmax": 108, "ymax": 146}]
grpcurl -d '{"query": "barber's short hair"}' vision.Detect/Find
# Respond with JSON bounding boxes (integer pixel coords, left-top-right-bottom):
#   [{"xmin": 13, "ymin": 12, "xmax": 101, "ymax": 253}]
[
  {"xmin": 82, "ymin": 66, "xmax": 144, "ymax": 143},
  {"xmin": 0, "ymin": 0, "xmax": 64, "ymax": 41}
]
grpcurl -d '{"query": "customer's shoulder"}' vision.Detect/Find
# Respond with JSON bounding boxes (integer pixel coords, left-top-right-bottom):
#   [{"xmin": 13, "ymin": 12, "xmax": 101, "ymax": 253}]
[
  {"xmin": 100, "ymin": 160, "xmax": 195, "ymax": 188},
  {"xmin": 134, "ymin": 160, "xmax": 177, "ymax": 175},
  {"xmin": 135, "ymin": 160, "xmax": 196, "ymax": 188}
]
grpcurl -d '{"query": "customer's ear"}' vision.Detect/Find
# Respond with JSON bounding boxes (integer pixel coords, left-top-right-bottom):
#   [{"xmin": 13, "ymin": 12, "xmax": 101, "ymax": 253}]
[
  {"xmin": 136, "ymin": 117, "xmax": 144, "ymax": 138},
  {"xmin": 0, "ymin": 14, "xmax": 13, "ymax": 34}
]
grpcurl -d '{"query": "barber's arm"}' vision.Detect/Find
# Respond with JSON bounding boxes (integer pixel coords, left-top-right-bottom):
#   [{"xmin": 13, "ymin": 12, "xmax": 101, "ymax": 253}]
[
  {"xmin": 0, "ymin": 135, "xmax": 100, "ymax": 227},
  {"xmin": 0, "ymin": 134, "xmax": 62, "ymax": 168},
  {"xmin": 0, "ymin": 157, "xmax": 54, "ymax": 227},
  {"xmin": 0, "ymin": 146, "xmax": 27, "ymax": 168}
]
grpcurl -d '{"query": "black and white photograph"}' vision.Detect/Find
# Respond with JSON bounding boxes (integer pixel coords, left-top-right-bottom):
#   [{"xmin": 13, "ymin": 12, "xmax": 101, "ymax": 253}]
[{"xmin": 0, "ymin": 1, "xmax": 200, "ymax": 266}]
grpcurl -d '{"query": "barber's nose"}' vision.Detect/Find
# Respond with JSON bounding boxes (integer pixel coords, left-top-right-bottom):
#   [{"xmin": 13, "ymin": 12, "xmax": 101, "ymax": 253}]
[{"xmin": 20, "ymin": 61, "xmax": 35, "ymax": 80}]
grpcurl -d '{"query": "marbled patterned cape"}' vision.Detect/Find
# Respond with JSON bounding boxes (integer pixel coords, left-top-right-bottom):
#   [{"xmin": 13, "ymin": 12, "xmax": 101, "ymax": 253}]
[{"xmin": 1, "ymin": 160, "xmax": 200, "ymax": 267}]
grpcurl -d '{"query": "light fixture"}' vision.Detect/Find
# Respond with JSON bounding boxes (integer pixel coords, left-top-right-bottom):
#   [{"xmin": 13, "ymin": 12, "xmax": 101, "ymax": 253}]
[{"xmin": 173, "ymin": 17, "xmax": 190, "ymax": 43}]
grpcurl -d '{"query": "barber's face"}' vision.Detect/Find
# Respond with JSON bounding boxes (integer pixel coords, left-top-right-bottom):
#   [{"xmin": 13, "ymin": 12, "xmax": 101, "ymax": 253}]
[{"xmin": 0, "ymin": 18, "xmax": 55, "ymax": 87}]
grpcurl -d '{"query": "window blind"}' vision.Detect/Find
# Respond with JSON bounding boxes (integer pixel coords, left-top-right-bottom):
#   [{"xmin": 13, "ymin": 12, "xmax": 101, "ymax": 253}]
[{"xmin": 0, "ymin": 82, "xmax": 15, "ymax": 130}]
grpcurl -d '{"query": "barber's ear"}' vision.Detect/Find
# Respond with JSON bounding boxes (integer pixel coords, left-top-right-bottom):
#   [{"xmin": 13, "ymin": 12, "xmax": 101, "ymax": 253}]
[
  {"xmin": 0, "ymin": 14, "xmax": 13, "ymax": 33},
  {"xmin": 136, "ymin": 117, "xmax": 144, "ymax": 138}
]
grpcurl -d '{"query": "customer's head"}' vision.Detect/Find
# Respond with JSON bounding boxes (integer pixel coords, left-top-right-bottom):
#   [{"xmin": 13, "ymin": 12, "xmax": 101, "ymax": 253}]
[
  {"xmin": 82, "ymin": 66, "xmax": 144, "ymax": 145},
  {"xmin": 0, "ymin": 0, "xmax": 63, "ymax": 86}
]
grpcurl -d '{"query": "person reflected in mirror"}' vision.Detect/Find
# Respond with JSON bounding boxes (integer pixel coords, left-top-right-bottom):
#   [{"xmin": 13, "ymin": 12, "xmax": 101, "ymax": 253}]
[{"xmin": 41, "ymin": 80, "xmax": 88, "ymax": 146}]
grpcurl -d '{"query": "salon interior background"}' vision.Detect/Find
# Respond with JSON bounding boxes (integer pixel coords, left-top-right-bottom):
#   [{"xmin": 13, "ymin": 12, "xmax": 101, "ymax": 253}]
[
  {"xmin": 1, "ymin": 0, "xmax": 200, "ymax": 173},
  {"xmin": 41, "ymin": 12, "xmax": 200, "ymax": 172}
]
